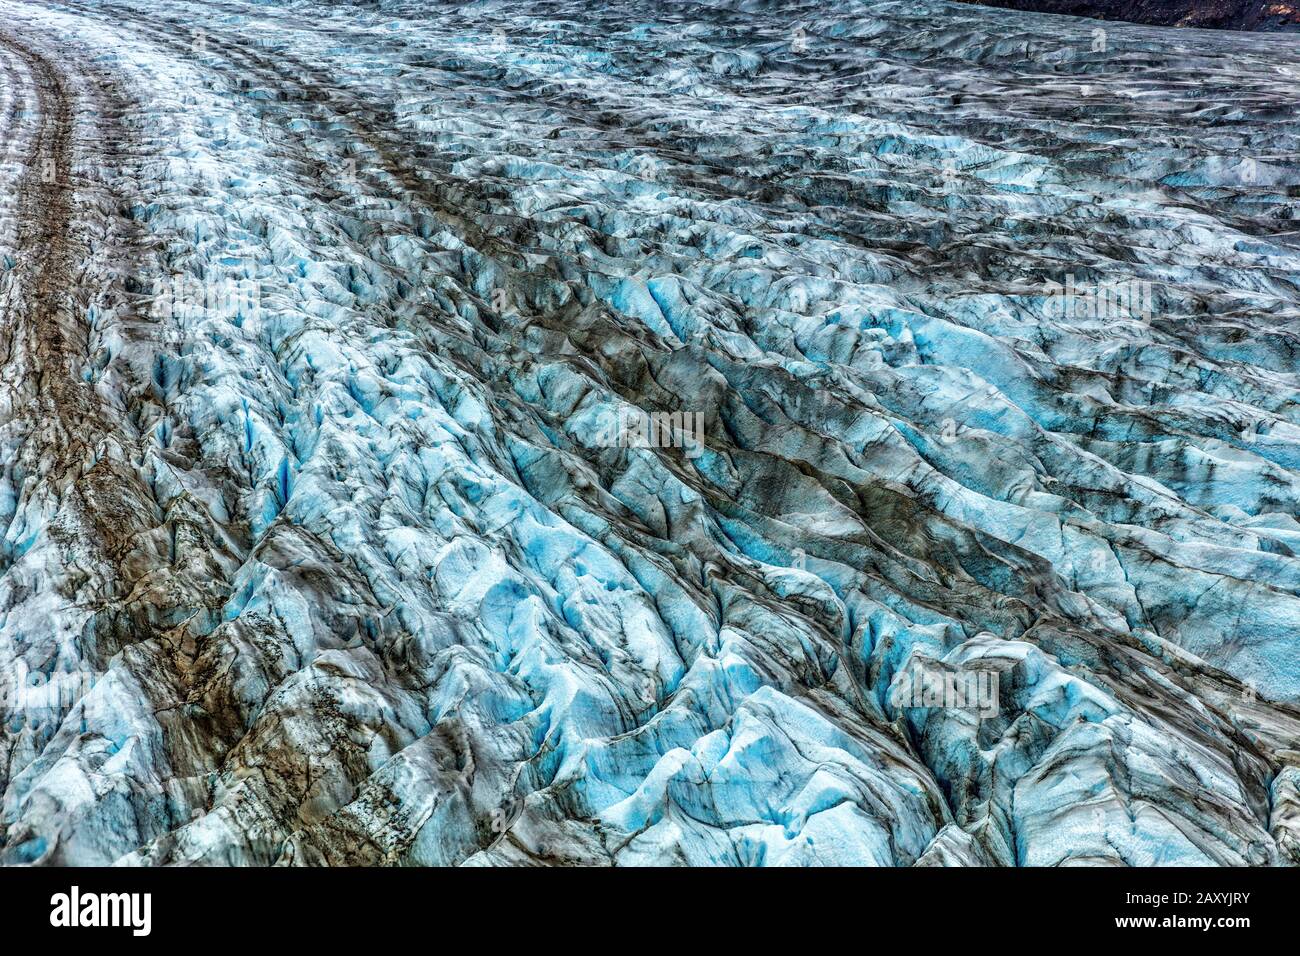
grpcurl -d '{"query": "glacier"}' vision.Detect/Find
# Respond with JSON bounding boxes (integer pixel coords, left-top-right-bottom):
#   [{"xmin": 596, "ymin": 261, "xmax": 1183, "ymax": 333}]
[{"xmin": 0, "ymin": 0, "xmax": 1297, "ymax": 867}]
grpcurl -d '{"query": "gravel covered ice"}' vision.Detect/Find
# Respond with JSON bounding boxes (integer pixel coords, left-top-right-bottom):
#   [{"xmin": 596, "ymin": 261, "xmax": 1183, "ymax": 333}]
[{"xmin": 0, "ymin": 0, "xmax": 1298, "ymax": 866}]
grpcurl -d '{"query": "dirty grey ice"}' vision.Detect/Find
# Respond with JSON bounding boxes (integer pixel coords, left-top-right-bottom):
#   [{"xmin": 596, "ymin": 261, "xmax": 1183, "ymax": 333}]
[{"xmin": 0, "ymin": 0, "xmax": 1298, "ymax": 867}]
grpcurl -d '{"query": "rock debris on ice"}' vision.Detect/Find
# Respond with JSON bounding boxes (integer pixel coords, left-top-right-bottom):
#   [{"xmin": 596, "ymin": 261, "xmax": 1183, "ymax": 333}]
[{"xmin": 0, "ymin": 0, "xmax": 1297, "ymax": 866}]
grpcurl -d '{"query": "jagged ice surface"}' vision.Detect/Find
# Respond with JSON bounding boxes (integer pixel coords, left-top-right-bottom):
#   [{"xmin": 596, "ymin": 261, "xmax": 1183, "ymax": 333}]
[{"xmin": 0, "ymin": 0, "xmax": 1298, "ymax": 866}]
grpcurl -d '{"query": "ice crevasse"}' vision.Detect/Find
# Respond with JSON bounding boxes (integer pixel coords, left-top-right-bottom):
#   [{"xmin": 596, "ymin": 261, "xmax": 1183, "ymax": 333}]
[{"xmin": 0, "ymin": 0, "xmax": 1296, "ymax": 866}]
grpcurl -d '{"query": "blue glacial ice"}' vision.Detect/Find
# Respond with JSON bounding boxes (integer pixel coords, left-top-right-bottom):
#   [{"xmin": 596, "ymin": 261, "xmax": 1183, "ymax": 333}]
[{"xmin": 0, "ymin": 0, "xmax": 1297, "ymax": 866}]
